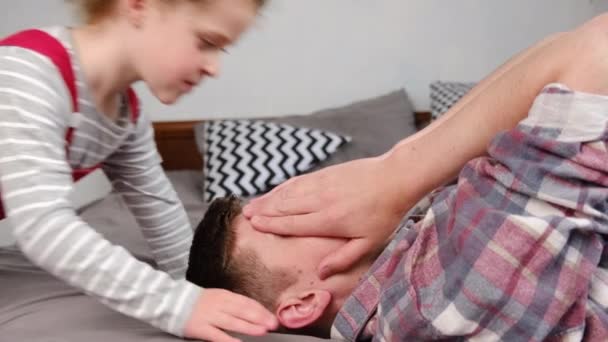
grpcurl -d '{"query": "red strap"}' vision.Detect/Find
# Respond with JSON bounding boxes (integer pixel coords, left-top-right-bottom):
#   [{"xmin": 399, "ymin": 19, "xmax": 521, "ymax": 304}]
[
  {"xmin": 0, "ymin": 29, "xmax": 81, "ymax": 155},
  {"xmin": 0, "ymin": 30, "xmax": 141, "ymax": 218},
  {"xmin": 1, "ymin": 29, "xmax": 139, "ymax": 139},
  {"xmin": 0, "ymin": 29, "xmax": 139, "ymax": 122},
  {"xmin": 0, "ymin": 29, "xmax": 79, "ymax": 113},
  {"xmin": 127, "ymin": 87, "xmax": 140, "ymax": 123}
]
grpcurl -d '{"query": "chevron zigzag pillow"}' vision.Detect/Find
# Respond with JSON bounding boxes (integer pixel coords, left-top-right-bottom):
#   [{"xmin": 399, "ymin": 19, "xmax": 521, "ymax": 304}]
[{"xmin": 202, "ymin": 120, "xmax": 351, "ymax": 202}]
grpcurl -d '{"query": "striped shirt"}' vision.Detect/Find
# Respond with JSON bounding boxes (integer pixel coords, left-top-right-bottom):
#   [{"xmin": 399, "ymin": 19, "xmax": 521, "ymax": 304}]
[{"xmin": 0, "ymin": 27, "xmax": 199, "ymax": 336}]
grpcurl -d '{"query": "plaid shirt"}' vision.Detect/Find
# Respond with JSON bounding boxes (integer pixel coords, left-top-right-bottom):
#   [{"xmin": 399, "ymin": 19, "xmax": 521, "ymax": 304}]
[{"xmin": 331, "ymin": 83, "xmax": 608, "ymax": 341}]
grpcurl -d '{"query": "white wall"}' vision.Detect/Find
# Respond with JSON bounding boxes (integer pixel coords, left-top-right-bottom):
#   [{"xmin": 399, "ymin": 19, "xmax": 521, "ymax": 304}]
[{"xmin": 1, "ymin": 0, "xmax": 606, "ymax": 121}]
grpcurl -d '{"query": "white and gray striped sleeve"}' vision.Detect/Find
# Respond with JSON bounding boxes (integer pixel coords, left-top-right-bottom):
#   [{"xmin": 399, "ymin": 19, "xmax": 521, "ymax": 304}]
[
  {"xmin": 103, "ymin": 113, "xmax": 194, "ymax": 279},
  {"xmin": 0, "ymin": 47, "xmax": 200, "ymax": 337}
]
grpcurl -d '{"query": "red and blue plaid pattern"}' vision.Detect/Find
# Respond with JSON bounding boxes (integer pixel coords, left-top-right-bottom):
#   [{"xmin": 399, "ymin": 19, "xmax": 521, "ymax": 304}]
[{"xmin": 332, "ymin": 83, "xmax": 608, "ymax": 341}]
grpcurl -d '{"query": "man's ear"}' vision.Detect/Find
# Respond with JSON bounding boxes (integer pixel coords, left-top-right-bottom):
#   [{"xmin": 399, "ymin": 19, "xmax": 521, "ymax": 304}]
[{"xmin": 276, "ymin": 290, "xmax": 332, "ymax": 329}]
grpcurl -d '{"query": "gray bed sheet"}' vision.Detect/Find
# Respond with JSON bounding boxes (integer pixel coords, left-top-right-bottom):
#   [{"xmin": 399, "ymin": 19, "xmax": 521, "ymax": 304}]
[{"xmin": 0, "ymin": 171, "xmax": 335, "ymax": 341}]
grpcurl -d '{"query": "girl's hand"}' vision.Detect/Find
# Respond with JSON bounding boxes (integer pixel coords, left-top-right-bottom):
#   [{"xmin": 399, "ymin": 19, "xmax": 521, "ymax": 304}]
[{"xmin": 184, "ymin": 288, "xmax": 278, "ymax": 342}]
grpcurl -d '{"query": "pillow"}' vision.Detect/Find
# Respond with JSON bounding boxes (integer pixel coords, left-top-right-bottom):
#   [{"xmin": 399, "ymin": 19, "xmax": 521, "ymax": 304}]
[
  {"xmin": 194, "ymin": 89, "xmax": 417, "ymax": 201},
  {"xmin": 262, "ymin": 89, "xmax": 417, "ymax": 171},
  {"xmin": 201, "ymin": 120, "xmax": 351, "ymax": 201},
  {"xmin": 430, "ymin": 81, "xmax": 476, "ymax": 119}
]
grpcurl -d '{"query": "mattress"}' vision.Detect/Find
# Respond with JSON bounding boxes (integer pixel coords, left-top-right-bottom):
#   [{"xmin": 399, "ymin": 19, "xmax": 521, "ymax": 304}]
[{"xmin": 0, "ymin": 171, "xmax": 334, "ymax": 341}]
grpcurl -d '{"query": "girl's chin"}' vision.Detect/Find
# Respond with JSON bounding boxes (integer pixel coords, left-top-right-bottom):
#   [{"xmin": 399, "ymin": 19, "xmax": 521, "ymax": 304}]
[
  {"xmin": 155, "ymin": 91, "xmax": 181, "ymax": 105},
  {"xmin": 159, "ymin": 97, "xmax": 178, "ymax": 105}
]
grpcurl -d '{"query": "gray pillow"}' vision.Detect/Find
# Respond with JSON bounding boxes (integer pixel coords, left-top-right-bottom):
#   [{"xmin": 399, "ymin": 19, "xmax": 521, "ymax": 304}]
[
  {"xmin": 262, "ymin": 89, "xmax": 416, "ymax": 170},
  {"xmin": 194, "ymin": 89, "xmax": 417, "ymax": 175}
]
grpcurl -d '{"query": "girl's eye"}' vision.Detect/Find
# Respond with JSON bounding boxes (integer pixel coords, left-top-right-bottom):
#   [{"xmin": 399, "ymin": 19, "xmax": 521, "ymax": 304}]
[{"xmin": 198, "ymin": 37, "xmax": 228, "ymax": 53}]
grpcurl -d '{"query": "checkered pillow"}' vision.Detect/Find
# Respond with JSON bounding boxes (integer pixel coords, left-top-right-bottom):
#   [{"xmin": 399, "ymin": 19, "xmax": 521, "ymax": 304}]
[{"xmin": 430, "ymin": 81, "xmax": 477, "ymax": 119}]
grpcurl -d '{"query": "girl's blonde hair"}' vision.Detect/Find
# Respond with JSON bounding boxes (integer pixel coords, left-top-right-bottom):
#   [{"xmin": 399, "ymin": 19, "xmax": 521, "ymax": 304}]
[{"xmin": 67, "ymin": 0, "xmax": 267, "ymax": 24}]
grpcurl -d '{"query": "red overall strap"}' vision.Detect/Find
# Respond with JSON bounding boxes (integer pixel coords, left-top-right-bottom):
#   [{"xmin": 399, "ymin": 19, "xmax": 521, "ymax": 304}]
[
  {"xmin": 0, "ymin": 29, "xmax": 141, "ymax": 217},
  {"xmin": 1, "ymin": 29, "xmax": 80, "ymax": 159},
  {"xmin": 0, "ymin": 29, "xmax": 79, "ymax": 113},
  {"xmin": 0, "ymin": 29, "xmax": 82, "ymax": 219},
  {"xmin": 127, "ymin": 87, "xmax": 140, "ymax": 123}
]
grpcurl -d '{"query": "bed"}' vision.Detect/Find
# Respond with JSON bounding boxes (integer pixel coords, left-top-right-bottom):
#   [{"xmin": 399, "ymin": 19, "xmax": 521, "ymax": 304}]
[
  {"xmin": 0, "ymin": 171, "xmax": 330, "ymax": 341},
  {"xmin": 0, "ymin": 89, "xmax": 429, "ymax": 341}
]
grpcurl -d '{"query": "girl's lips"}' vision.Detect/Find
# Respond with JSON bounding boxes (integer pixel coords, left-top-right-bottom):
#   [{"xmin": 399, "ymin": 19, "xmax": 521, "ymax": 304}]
[{"xmin": 182, "ymin": 81, "xmax": 195, "ymax": 92}]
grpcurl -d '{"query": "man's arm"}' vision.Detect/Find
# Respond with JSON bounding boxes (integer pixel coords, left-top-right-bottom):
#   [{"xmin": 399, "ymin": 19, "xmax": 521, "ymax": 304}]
[
  {"xmin": 385, "ymin": 14, "xmax": 608, "ymax": 210},
  {"xmin": 244, "ymin": 14, "xmax": 608, "ymax": 279}
]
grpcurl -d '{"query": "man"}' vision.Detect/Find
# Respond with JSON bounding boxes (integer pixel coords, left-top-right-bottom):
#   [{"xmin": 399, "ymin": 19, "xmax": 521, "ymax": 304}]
[
  {"xmin": 187, "ymin": 20, "xmax": 608, "ymax": 342},
  {"xmin": 187, "ymin": 194, "xmax": 382, "ymax": 337},
  {"xmin": 187, "ymin": 79, "xmax": 608, "ymax": 338}
]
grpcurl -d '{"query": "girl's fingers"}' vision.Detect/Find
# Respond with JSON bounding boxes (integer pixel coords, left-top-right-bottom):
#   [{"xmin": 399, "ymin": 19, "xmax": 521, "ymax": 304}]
[{"xmin": 225, "ymin": 292, "xmax": 278, "ymax": 329}]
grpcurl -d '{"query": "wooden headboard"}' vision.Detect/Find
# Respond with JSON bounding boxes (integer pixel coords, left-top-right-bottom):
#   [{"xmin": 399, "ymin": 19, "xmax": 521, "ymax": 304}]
[
  {"xmin": 153, "ymin": 120, "xmax": 204, "ymax": 170},
  {"xmin": 153, "ymin": 111, "xmax": 432, "ymax": 170}
]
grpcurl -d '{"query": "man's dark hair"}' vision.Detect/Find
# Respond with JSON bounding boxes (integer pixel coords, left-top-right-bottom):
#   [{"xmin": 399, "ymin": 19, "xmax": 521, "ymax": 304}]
[{"xmin": 186, "ymin": 195, "xmax": 296, "ymax": 310}]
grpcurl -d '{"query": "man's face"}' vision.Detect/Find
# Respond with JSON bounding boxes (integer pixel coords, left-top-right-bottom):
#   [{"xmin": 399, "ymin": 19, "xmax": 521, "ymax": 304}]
[{"xmin": 233, "ymin": 214, "xmax": 375, "ymax": 331}]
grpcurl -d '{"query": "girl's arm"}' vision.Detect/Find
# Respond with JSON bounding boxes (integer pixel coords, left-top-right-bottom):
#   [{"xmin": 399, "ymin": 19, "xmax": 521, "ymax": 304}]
[{"xmin": 0, "ymin": 46, "xmax": 199, "ymax": 336}]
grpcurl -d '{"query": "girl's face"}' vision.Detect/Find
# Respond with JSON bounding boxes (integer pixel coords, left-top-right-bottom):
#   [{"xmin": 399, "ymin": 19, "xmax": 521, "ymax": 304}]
[{"xmin": 130, "ymin": 0, "xmax": 257, "ymax": 104}]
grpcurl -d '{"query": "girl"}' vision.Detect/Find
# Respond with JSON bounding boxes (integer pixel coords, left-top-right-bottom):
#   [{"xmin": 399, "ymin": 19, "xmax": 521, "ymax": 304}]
[{"xmin": 0, "ymin": 0, "xmax": 277, "ymax": 341}]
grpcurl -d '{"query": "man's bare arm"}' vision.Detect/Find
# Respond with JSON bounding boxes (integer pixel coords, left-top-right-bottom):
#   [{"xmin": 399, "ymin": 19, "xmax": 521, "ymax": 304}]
[{"xmin": 384, "ymin": 16, "xmax": 608, "ymax": 208}]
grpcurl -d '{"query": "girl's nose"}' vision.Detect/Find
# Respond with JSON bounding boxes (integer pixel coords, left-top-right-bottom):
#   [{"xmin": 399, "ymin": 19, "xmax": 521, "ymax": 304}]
[{"xmin": 200, "ymin": 53, "xmax": 220, "ymax": 78}]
